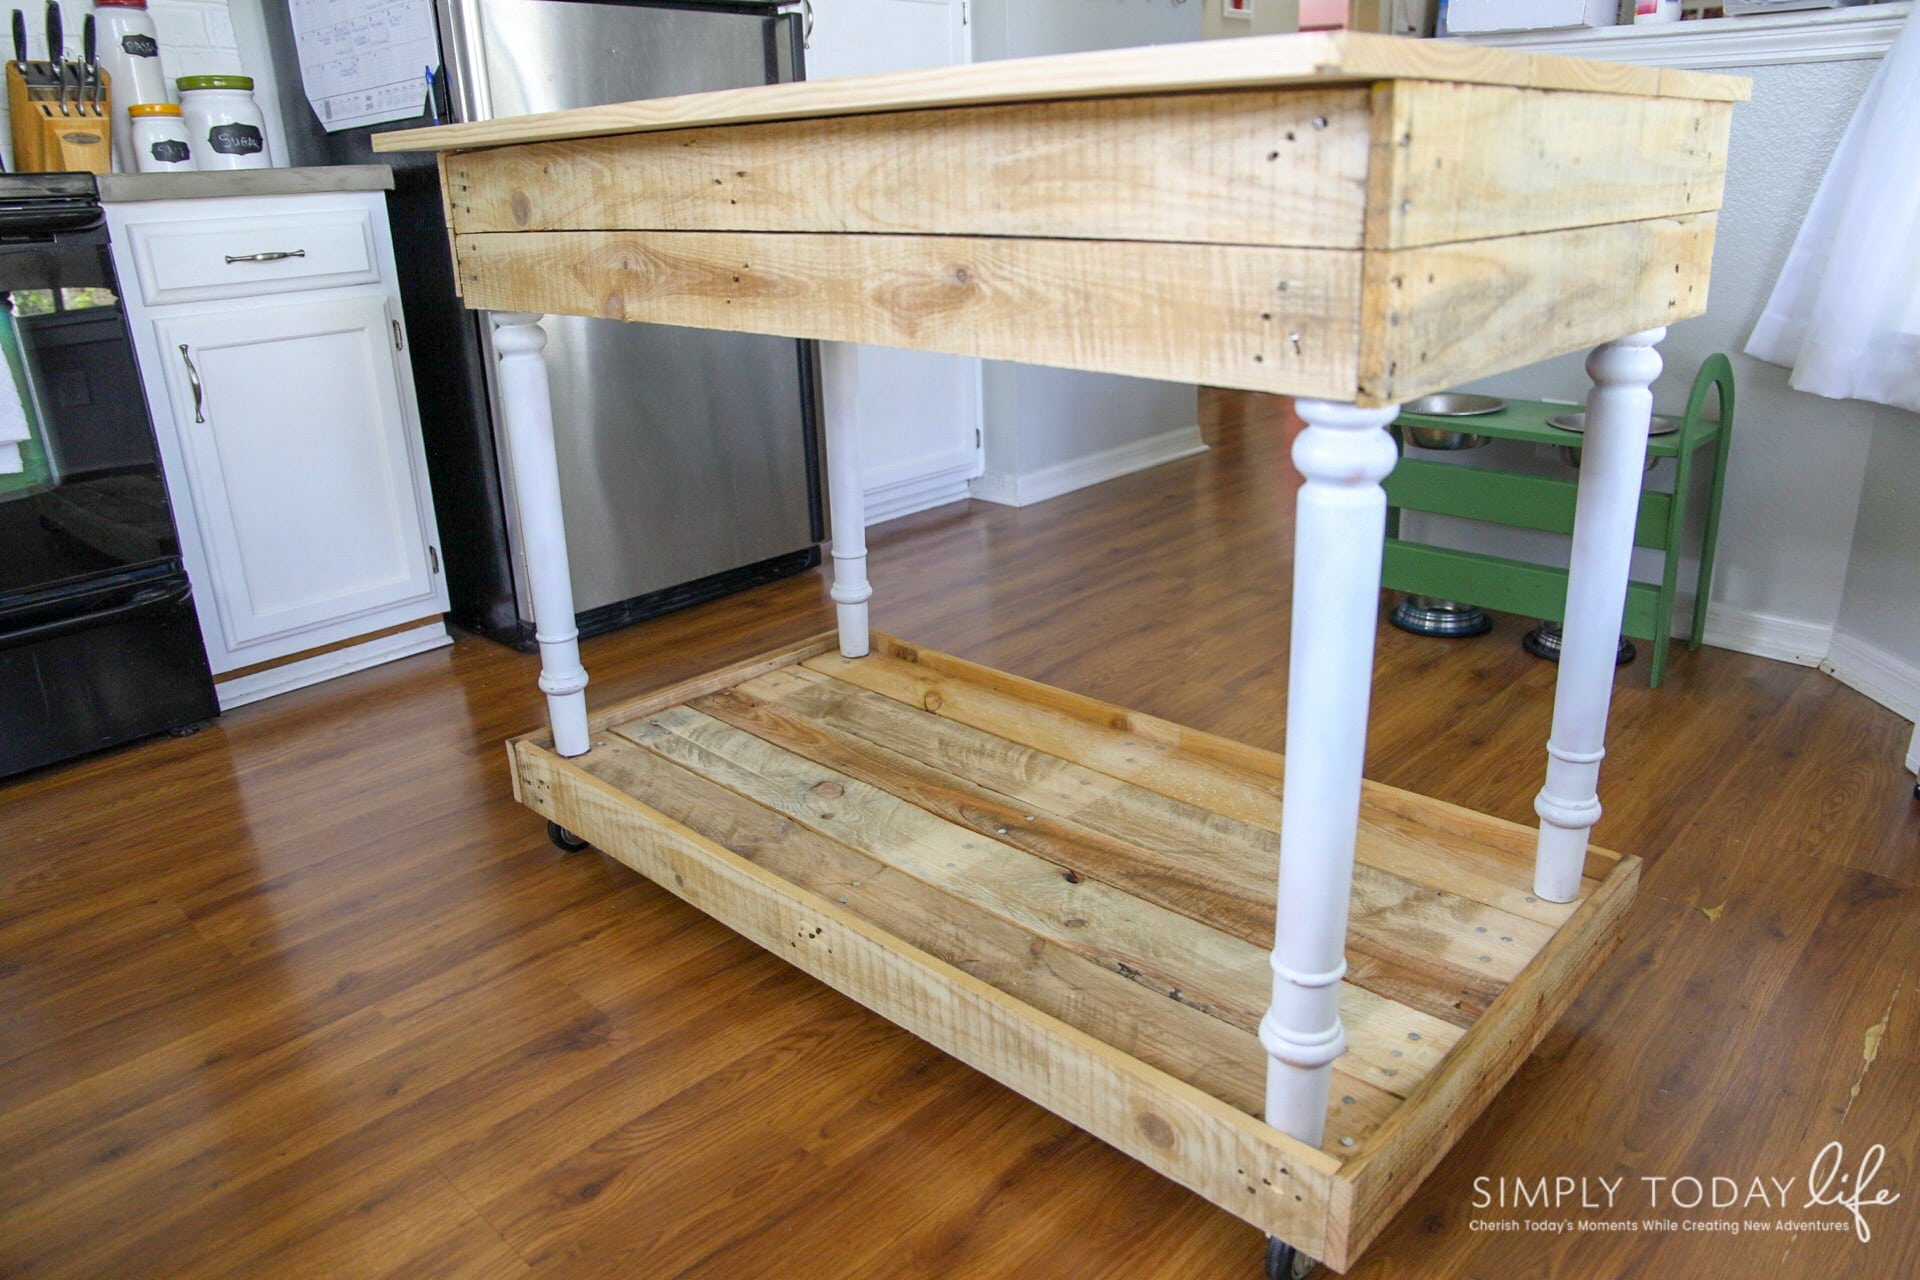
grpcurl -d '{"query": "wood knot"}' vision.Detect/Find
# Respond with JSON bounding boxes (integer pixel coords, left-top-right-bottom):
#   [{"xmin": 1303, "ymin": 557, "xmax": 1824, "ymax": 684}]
[
  {"xmin": 923, "ymin": 693, "xmax": 944, "ymax": 713},
  {"xmin": 1137, "ymin": 1112, "xmax": 1176, "ymax": 1149},
  {"xmin": 811, "ymin": 781, "xmax": 845, "ymax": 800},
  {"xmin": 952, "ymin": 266, "xmax": 972, "ymax": 286},
  {"xmin": 509, "ymin": 190, "xmax": 532, "ymax": 227}
]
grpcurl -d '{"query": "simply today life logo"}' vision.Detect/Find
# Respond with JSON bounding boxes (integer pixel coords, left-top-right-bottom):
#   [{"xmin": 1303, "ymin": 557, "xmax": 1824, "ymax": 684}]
[{"xmin": 1469, "ymin": 1142, "xmax": 1901, "ymax": 1244}]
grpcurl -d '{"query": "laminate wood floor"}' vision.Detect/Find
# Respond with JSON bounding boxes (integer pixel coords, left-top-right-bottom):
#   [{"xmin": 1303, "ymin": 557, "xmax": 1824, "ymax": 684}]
[{"xmin": 4, "ymin": 391, "xmax": 1916, "ymax": 1279}]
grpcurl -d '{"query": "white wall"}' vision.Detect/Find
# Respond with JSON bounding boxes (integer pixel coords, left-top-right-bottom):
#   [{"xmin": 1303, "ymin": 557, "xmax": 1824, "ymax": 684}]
[
  {"xmin": 1830, "ymin": 412, "xmax": 1920, "ymax": 720},
  {"xmin": 1419, "ymin": 52, "xmax": 1920, "ymax": 710},
  {"xmin": 967, "ymin": 0, "xmax": 1210, "ymax": 508}
]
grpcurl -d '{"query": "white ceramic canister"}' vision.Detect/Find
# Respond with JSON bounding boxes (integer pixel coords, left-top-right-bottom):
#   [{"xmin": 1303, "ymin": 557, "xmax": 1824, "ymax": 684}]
[
  {"xmin": 129, "ymin": 103, "xmax": 194, "ymax": 173},
  {"xmin": 93, "ymin": 0, "xmax": 174, "ymax": 172},
  {"xmin": 177, "ymin": 75, "xmax": 272, "ymax": 170},
  {"xmin": 1634, "ymin": 0, "xmax": 1683, "ymax": 23}
]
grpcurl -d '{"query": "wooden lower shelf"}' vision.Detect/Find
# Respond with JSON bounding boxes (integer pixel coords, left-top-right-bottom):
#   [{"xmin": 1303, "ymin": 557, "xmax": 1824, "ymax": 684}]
[{"xmin": 509, "ymin": 633, "xmax": 1638, "ymax": 1271}]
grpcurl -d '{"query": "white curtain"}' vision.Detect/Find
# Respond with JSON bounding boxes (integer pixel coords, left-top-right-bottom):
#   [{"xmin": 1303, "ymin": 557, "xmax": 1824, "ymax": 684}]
[{"xmin": 1746, "ymin": 10, "xmax": 1920, "ymax": 414}]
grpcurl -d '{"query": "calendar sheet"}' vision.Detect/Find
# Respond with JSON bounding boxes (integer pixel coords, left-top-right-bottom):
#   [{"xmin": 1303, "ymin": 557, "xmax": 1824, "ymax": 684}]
[{"xmin": 289, "ymin": 0, "xmax": 439, "ymax": 133}]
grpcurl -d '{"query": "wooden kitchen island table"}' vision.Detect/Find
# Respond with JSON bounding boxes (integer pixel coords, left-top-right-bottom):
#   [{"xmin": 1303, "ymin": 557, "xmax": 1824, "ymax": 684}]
[{"xmin": 378, "ymin": 33, "xmax": 1746, "ymax": 1275}]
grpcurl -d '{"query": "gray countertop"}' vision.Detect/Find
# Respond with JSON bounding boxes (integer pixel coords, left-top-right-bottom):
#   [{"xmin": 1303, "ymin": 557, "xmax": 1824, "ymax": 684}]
[{"xmin": 98, "ymin": 165, "xmax": 395, "ymax": 203}]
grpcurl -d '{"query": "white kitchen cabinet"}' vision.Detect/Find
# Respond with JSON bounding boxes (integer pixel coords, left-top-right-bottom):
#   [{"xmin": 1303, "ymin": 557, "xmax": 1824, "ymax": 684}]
[{"xmin": 105, "ymin": 176, "xmax": 449, "ymax": 708}]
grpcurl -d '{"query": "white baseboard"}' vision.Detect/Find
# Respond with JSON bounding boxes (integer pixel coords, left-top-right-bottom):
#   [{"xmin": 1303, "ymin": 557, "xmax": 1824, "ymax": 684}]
[
  {"xmin": 864, "ymin": 464, "xmax": 978, "ymax": 527},
  {"xmin": 1698, "ymin": 605, "xmax": 1920, "ymax": 747},
  {"xmin": 1699, "ymin": 604, "xmax": 1833, "ymax": 668},
  {"xmin": 968, "ymin": 426, "xmax": 1207, "ymax": 508},
  {"xmin": 216, "ymin": 621, "xmax": 452, "ymax": 710},
  {"xmin": 1822, "ymin": 632, "xmax": 1920, "ymax": 725}
]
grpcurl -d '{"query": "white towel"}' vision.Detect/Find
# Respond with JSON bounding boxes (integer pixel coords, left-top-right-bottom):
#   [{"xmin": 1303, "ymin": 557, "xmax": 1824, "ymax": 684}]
[{"xmin": 0, "ymin": 332, "xmax": 27, "ymax": 475}]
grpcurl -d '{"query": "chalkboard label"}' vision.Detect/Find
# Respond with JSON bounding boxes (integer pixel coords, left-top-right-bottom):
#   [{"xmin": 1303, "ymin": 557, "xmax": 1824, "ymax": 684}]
[
  {"xmin": 149, "ymin": 138, "xmax": 191, "ymax": 165},
  {"xmin": 207, "ymin": 123, "xmax": 264, "ymax": 156},
  {"xmin": 120, "ymin": 33, "xmax": 159, "ymax": 58}
]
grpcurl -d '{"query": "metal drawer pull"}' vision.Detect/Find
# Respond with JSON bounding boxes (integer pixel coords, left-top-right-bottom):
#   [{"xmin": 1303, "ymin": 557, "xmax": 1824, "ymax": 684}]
[
  {"xmin": 224, "ymin": 249, "xmax": 307, "ymax": 264},
  {"xmin": 179, "ymin": 344, "xmax": 205, "ymax": 423}
]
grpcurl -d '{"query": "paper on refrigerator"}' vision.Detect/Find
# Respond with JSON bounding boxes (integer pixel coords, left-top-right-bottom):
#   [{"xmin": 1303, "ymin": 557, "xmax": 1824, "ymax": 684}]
[{"xmin": 289, "ymin": 0, "xmax": 438, "ymax": 132}]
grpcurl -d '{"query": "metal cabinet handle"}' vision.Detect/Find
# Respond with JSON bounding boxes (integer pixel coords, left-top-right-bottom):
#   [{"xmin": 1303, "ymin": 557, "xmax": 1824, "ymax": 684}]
[
  {"xmin": 179, "ymin": 344, "xmax": 205, "ymax": 423},
  {"xmin": 224, "ymin": 249, "xmax": 307, "ymax": 265},
  {"xmin": 392, "ymin": 318, "xmax": 404, "ymax": 351}
]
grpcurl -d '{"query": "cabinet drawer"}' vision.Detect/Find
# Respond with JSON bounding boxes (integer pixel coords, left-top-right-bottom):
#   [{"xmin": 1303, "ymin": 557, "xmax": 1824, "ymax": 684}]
[{"xmin": 123, "ymin": 209, "xmax": 381, "ymax": 306}]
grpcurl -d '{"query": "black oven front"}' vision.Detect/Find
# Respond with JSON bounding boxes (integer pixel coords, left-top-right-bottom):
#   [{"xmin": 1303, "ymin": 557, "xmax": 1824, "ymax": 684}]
[{"xmin": 0, "ymin": 174, "xmax": 218, "ymax": 778}]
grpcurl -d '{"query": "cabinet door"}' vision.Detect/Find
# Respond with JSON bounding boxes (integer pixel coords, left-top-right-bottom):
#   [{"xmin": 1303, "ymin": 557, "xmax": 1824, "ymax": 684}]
[{"xmin": 152, "ymin": 294, "xmax": 438, "ymax": 653}]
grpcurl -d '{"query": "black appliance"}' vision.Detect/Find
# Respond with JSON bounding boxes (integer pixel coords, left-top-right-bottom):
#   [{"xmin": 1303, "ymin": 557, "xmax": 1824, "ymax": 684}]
[{"xmin": 0, "ymin": 173, "xmax": 218, "ymax": 778}]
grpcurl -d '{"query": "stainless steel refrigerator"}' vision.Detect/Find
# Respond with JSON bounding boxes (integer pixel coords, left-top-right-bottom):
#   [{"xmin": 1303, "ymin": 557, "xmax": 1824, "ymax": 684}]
[{"xmin": 262, "ymin": 0, "xmax": 822, "ymax": 646}]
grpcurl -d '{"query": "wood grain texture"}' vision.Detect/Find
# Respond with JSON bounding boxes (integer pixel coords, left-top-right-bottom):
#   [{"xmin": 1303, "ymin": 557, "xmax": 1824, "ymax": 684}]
[
  {"xmin": 455, "ymin": 229, "xmax": 1364, "ymax": 399},
  {"xmin": 446, "ymin": 88, "xmax": 1373, "ymax": 249},
  {"xmin": 809, "ymin": 644, "xmax": 1610, "ymax": 911},
  {"xmin": 518, "ymin": 632, "xmax": 1636, "ymax": 1269},
  {"xmin": 373, "ymin": 31, "xmax": 1747, "ymax": 156},
  {"xmin": 434, "ymin": 154, "xmax": 463, "ymax": 297},
  {"xmin": 558, "ymin": 730, "xmax": 1403, "ymax": 1146},
  {"xmin": 514, "ymin": 736, "xmax": 1349, "ymax": 1260},
  {"xmin": 453, "ymin": 217, "xmax": 1718, "ymax": 407},
  {"xmin": 700, "ymin": 669, "xmax": 1537, "ymax": 1027},
  {"xmin": 1364, "ymin": 83, "xmax": 1733, "ymax": 249},
  {"xmin": 6, "ymin": 394, "xmax": 1913, "ymax": 1280},
  {"xmin": 1358, "ymin": 214, "xmax": 1717, "ymax": 404},
  {"xmin": 1337, "ymin": 852, "xmax": 1640, "ymax": 1266},
  {"xmin": 613, "ymin": 695, "xmax": 1463, "ymax": 1095},
  {"xmin": 737, "ymin": 665, "xmax": 1549, "ymax": 1013}
]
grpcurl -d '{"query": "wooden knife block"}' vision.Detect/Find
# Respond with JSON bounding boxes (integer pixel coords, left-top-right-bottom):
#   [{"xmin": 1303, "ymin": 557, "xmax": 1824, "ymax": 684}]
[{"xmin": 7, "ymin": 62, "xmax": 110, "ymax": 174}]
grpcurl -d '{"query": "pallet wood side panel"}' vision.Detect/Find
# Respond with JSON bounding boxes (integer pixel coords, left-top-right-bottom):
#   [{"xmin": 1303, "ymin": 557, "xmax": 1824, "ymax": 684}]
[
  {"xmin": 455, "ymin": 229, "xmax": 1364, "ymax": 399},
  {"xmin": 446, "ymin": 89, "xmax": 1372, "ymax": 249},
  {"xmin": 1357, "ymin": 213, "xmax": 1717, "ymax": 405},
  {"xmin": 1333, "ymin": 855, "xmax": 1640, "ymax": 1266},
  {"xmin": 513, "ymin": 739, "xmax": 1351, "ymax": 1263},
  {"xmin": 1366, "ymin": 83, "xmax": 1733, "ymax": 250},
  {"xmin": 374, "ymin": 32, "xmax": 1745, "ymax": 155}
]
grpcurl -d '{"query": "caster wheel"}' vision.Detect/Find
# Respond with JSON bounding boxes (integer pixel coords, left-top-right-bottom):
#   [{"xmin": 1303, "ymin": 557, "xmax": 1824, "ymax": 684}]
[
  {"xmin": 547, "ymin": 821, "xmax": 590, "ymax": 853},
  {"xmin": 1264, "ymin": 1236, "xmax": 1316, "ymax": 1280}
]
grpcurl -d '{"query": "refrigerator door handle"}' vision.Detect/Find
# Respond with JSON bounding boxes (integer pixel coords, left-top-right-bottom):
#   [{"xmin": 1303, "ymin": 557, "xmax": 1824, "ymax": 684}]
[
  {"xmin": 0, "ymin": 581, "xmax": 194, "ymax": 652},
  {"xmin": 437, "ymin": 0, "xmax": 493, "ymax": 123}
]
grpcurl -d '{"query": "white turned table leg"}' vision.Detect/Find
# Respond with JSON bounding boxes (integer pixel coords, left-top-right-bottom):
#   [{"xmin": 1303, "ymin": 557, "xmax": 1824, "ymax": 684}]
[
  {"xmin": 820, "ymin": 342, "xmax": 871, "ymax": 658},
  {"xmin": 1262, "ymin": 397, "xmax": 1400, "ymax": 1149},
  {"xmin": 1533, "ymin": 328, "xmax": 1666, "ymax": 902},
  {"xmin": 492, "ymin": 312, "xmax": 590, "ymax": 757}
]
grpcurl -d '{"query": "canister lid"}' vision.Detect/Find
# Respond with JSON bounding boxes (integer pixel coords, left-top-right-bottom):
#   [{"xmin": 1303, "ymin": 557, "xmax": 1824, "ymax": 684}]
[
  {"xmin": 128, "ymin": 103, "xmax": 183, "ymax": 117},
  {"xmin": 177, "ymin": 75, "xmax": 254, "ymax": 92},
  {"xmin": 94, "ymin": 0, "xmax": 149, "ymax": 8}
]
